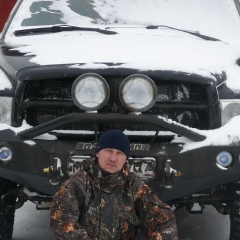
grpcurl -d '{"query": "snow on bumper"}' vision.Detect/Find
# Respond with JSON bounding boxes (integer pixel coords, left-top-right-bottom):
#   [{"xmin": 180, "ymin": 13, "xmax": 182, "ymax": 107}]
[{"xmin": 0, "ymin": 114, "xmax": 239, "ymax": 201}]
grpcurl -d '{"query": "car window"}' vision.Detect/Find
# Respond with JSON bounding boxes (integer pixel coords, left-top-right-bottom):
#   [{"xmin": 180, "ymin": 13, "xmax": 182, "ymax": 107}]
[{"xmin": 6, "ymin": 0, "xmax": 240, "ymax": 42}]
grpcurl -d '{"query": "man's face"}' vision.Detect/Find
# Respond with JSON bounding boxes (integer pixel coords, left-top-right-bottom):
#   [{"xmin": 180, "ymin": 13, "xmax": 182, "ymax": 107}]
[{"xmin": 96, "ymin": 148, "xmax": 127, "ymax": 174}]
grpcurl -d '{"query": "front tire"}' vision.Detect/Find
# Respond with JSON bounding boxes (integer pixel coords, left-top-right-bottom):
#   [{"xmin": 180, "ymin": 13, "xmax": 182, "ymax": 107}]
[
  {"xmin": 0, "ymin": 178, "xmax": 17, "ymax": 240},
  {"xmin": 228, "ymin": 180, "xmax": 240, "ymax": 240}
]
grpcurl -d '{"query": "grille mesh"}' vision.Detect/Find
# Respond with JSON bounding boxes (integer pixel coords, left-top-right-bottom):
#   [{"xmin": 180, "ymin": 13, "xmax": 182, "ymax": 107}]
[{"xmin": 23, "ymin": 77, "xmax": 209, "ymax": 130}]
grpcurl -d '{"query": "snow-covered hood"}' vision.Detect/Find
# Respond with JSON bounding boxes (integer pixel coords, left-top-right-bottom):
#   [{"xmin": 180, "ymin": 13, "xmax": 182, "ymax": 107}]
[{"xmin": 3, "ymin": 29, "xmax": 240, "ymax": 91}]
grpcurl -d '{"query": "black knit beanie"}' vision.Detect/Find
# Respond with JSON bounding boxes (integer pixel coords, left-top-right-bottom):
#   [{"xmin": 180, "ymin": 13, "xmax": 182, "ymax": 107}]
[{"xmin": 95, "ymin": 130, "xmax": 130, "ymax": 159}]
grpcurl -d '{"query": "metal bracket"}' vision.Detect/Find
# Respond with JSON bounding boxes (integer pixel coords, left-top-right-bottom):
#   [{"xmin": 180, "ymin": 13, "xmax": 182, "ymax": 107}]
[
  {"xmin": 162, "ymin": 159, "xmax": 181, "ymax": 189},
  {"xmin": 43, "ymin": 157, "xmax": 63, "ymax": 186}
]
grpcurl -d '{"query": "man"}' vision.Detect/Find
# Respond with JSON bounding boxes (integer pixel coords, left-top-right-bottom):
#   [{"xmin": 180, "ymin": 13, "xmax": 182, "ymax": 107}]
[{"xmin": 50, "ymin": 130, "xmax": 178, "ymax": 239}]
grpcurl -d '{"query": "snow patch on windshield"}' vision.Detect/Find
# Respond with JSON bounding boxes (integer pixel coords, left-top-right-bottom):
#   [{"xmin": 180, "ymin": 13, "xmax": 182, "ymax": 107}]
[
  {"xmin": 8, "ymin": 0, "xmax": 240, "ymax": 42},
  {"xmin": 3, "ymin": 0, "xmax": 240, "ymax": 92}
]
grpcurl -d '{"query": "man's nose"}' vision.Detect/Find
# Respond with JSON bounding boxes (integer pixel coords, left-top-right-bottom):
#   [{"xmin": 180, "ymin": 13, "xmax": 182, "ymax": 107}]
[{"xmin": 109, "ymin": 152, "xmax": 118, "ymax": 161}]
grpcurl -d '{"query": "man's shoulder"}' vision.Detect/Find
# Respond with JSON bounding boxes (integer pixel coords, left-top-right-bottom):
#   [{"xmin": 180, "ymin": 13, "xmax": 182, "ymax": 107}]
[{"xmin": 63, "ymin": 170, "xmax": 89, "ymax": 187}]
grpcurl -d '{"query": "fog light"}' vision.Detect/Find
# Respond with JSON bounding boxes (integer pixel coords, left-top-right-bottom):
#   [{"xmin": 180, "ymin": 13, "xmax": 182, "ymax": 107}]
[
  {"xmin": 216, "ymin": 151, "xmax": 232, "ymax": 168},
  {"xmin": 119, "ymin": 74, "xmax": 157, "ymax": 112},
  {"xmin": 0, "ymin": 147, "xmax": 12, "ymax": 162},
  {"xmin": 71, "ymin": 73, "xmax": 109, "ymax": 111}
]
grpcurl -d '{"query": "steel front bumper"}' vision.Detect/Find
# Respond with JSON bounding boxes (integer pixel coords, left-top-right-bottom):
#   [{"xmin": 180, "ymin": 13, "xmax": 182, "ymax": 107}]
[{"xmin": 0, "ymin": 113, "xmax": 239, "ymax": 202}]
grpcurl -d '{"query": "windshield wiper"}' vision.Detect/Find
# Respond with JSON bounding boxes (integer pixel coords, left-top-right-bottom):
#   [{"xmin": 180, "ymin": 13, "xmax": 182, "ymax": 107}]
[
  {"xmin": 14, "ymin": 24, "xmax": 117, "ymax": 36},
  {"xmin": 146, "ymin": 25, "xmax": 222, "ymax": 42}
]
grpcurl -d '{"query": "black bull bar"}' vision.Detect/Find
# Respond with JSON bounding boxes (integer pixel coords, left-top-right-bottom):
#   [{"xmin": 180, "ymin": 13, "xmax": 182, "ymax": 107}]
[
  {"xmin": 0, "ymin": 113, "xmax": 240, "ymax": 201},
  {"xmin": 17, "ymin": 112, "xmax": 206, "ymax": 141}
]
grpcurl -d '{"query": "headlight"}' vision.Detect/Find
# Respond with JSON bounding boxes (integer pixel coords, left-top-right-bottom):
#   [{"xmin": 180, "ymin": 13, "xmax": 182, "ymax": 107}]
[
  {"xmin": 119, "ymin": 74, "xmax": 158, "ymax": 112},
  {"xmin": 221, "ymin": 100, "xmax": 240, "ymax": 125},
  {"xmin": 71, "ymin": 73, "xmax": 110, "ymax": 111},
  {"xmin": 0, "ymin": 97, "xmax": 12, "ymax": 124}
]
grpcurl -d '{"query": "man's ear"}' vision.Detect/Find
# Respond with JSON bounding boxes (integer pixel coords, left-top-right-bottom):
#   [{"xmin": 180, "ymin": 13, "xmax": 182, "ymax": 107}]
[{"xmin": 96, "ymin": 152, "xmax": 99, "ymax": 158}]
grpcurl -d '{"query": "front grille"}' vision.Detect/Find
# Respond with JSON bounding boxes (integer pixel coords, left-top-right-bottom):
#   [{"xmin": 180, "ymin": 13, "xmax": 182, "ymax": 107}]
[
  {"xmin": 156, "ymin": 82, "xmax": 206, "ymax": 102},
  {"xmin": 23, "ymin": 76, "xmax": 209, "ymax": 131},
  {"xmin": 24, "ymin": 78, "xmax": 74, "ymax": 100}
]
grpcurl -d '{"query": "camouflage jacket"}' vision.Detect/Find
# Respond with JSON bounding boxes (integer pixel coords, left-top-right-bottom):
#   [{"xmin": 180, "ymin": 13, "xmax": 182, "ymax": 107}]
[{"xmin": 50, "ymin": 157, "xmax": 178, "ymax": 240}]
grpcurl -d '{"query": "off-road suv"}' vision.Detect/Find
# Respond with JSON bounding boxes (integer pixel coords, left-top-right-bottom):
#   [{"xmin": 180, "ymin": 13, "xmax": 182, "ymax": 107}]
[{"xmin": 1, "ymin": 0, "xmax": 240, "ymax": 239}]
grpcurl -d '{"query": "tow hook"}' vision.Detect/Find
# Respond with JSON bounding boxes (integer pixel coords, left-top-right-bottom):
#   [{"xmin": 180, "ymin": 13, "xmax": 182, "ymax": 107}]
[
  {"xmin": 162, "ymin": 159, "xmax": 181, "ymax": 189},
  {"xmin": 43, "ymin": 157, "xmax": 63, "ymax": 186}
]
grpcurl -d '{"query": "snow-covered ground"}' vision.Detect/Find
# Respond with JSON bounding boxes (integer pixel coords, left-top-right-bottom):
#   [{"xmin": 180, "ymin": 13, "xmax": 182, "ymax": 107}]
[
  {"xmin": 12, "ymin": 201, "xmax": 229, "ymax": 240},
  {"xmin": 13, "ymin": 202, "xmax": 53, "ymax": 240}
]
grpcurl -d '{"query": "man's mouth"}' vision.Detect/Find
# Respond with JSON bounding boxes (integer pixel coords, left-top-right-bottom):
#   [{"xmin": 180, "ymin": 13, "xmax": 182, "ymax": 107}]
[{"xmin": 107, "ymin": 163, "xmax": 116, "ymax": 168}]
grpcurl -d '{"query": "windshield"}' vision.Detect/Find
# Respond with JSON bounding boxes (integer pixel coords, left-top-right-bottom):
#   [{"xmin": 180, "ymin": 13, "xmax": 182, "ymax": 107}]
[{"xmin": 6, "ymin": 0, "xmax": 240, "ymax": 42}]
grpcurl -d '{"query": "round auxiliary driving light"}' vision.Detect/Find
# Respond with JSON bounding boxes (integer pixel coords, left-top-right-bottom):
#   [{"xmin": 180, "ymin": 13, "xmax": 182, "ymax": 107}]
[
  {"xmin": 119, "ymin": 74, "xmax": 158, "ymax": 112},
  {"xmin": 216, "ymin": 151, "xmax": 233, "ymax": 168},
  {"xmin": 0, "ymin": 147, "xmax": 12, "ymax": 162},
  {"xmin": 71, "ymin": 73, "xmax": 110, "ymax": 111}
]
